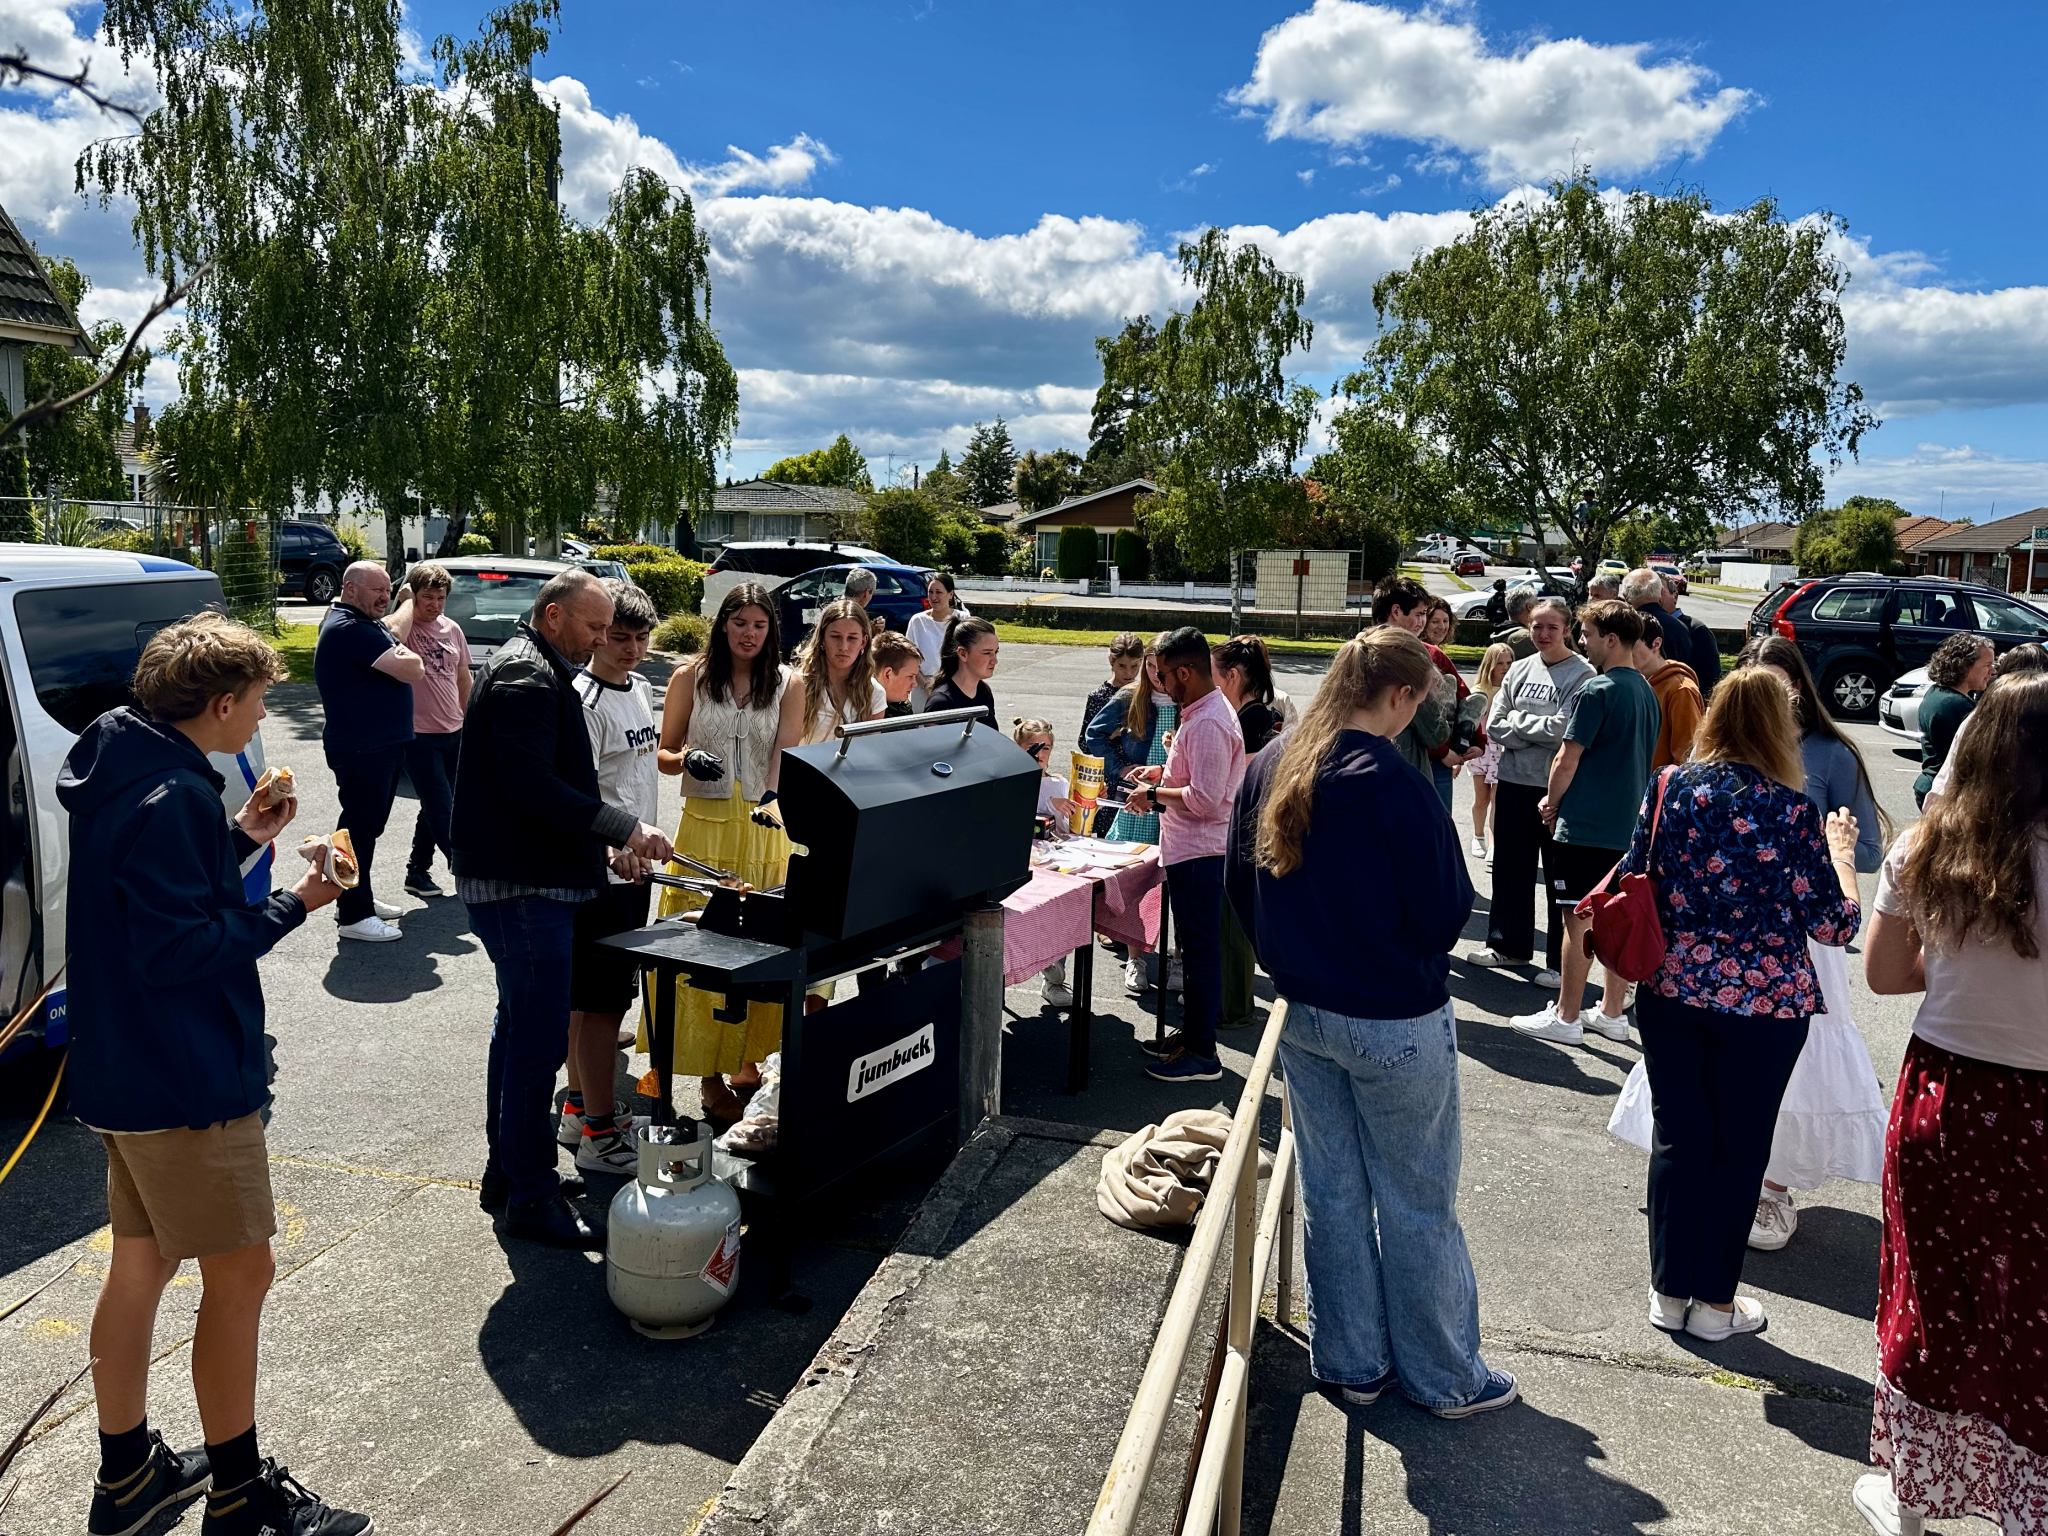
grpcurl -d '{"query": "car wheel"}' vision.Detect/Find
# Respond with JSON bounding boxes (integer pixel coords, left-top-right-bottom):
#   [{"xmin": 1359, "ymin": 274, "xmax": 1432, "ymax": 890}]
[
  {"xmin": 304, "ymin": 567, "xmax": 339, "ymax": 605},
  {"xmin": 1822, "ymin": 661, "xmax": 1887, "ymax": 720}
]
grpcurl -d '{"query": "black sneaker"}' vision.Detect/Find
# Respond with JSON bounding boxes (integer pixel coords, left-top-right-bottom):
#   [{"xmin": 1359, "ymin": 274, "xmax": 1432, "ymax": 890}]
[
  {"xmin": 479, "ymin": 1170, "xmax": 586, "ymax": 1211},
  {"xmin": 89, "ymin": 1431, "xmax": 210, "ymax": 1536},
  {"xmin": 401, "ymin": 872, "xmax": 444, "ymax": 898},
  {"xmin": 201, "ymin": 1459, "xmax": 371, "ymax": 1535},
  {"xmin": 1138, "ymin": 1030, "xmax": 1192, "ymax": 1058}
]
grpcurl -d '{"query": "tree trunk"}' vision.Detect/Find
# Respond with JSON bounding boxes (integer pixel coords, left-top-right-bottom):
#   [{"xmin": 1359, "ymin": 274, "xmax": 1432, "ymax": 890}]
[
  {"xmin": 1229, "ymin": 545, "xmax": 1242, "ymax": 630},
  {"xmin": 385, "ymin": 503, "xmax": 407, "ymax": 579},
  {"xmin": 436, "ymin": 489, "xmax": 468, "ymax": 557}
]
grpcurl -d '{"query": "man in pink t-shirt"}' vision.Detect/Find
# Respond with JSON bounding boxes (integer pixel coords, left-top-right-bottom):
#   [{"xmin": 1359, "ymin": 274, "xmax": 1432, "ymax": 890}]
[
  {"xmin": 386, "ymin": 563, "xmax": 472, "ymax": 898},
  {"xmin": 1122, "ymin": 626, "xmax": 1246, "ymax": 1082}
]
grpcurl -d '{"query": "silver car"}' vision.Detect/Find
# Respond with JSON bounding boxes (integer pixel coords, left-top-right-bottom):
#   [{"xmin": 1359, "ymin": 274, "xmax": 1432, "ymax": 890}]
[{"xmin": 1879, "ymin": 667, "xmax": 1930, "ymax": 742}]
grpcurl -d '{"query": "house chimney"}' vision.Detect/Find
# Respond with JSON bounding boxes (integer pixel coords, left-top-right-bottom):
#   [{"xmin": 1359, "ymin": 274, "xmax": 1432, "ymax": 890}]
[{"xmin": 132, "ymin": 403, "xmax": 150, "ymax": 433}]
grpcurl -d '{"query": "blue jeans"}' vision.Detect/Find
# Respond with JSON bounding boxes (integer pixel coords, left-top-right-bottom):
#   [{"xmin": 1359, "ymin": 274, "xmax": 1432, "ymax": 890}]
[
  {"xmin": 1431, "ymin": 759, "xmax": 1455, "ymax": 813},
  {"xmin": 1280, "ymin": 999, "xmax": 1489, "ymax": 1410},
  {"xmin": 1166, "ymin": 855, "xmax": 1225, "ymax": 1055},
  {"xmin": 404, "ymin": 730, "xmax": 461, "ymax": 881},
  {"xmin": 471, "ymin": 896, "xmax": 577, "ymax": 1211}
]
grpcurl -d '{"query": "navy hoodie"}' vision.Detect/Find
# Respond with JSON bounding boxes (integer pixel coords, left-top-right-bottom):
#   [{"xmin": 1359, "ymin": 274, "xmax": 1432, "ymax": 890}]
[
  {"xmin": 57, "ymin": 708, "xmax": 306, "ymax": 1132},
  {"xmin": 1226, "ymin": 729, "xmax": 1473, "ymax": 1021}
]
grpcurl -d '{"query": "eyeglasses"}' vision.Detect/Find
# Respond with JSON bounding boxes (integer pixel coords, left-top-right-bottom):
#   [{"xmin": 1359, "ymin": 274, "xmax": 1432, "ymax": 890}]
[{"xmin": 1026, "ymin": 741, "xmax": 1051, "ymax": 758}]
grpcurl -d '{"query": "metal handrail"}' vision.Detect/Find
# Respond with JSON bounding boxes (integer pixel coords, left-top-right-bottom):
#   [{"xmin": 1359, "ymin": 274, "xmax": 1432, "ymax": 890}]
[{"xmin": 1088, "ymin": 998, "xmax": 1297, "ymax": 1536}]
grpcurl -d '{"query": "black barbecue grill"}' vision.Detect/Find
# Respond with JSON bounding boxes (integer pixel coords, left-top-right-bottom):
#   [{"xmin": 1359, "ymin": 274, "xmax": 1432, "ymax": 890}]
[{"xmin": 599, "ymin": 706, "xmax": 1039, "ymax": 1305}]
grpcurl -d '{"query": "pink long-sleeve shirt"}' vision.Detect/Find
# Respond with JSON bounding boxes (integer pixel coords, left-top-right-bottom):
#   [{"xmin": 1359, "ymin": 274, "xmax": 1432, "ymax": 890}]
[{"xmin": 1156, "ymin": 686, "xmax": 1246, "ymax": 865}]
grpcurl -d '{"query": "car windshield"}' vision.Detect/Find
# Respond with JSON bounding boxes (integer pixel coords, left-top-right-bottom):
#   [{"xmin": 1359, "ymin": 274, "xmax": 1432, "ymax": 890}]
[
  {"xmin": 444, "ymin": 570, "xmax": 548, "ymax": 646},
  {"xmin": 1971, "ymin": 592, "xmax": 2048, "ymax": 639},
  {"xmin": 15, "ymin": 576, "xmax": 228, "ymax": 733}
]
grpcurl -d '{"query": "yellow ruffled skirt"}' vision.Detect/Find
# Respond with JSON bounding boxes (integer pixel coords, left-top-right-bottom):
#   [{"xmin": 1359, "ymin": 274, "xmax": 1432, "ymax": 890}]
[{"xmin": 641, "ymin": 786, "xmax": 793, "ymax": 1076}]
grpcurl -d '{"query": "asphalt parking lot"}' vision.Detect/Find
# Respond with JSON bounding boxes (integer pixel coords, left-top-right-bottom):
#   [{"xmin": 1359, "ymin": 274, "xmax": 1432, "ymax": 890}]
[{"xmin": 0, "ymin": 637, "xmax": 1980, "ymax": 1534}]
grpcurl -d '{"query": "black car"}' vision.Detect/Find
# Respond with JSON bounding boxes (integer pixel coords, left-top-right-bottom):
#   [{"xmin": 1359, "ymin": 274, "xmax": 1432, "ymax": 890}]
[
  {"xmin": 277, "ymin": 520, "xmax": 349, "ymax": 605},
  {"xmin": 774, "ymin": 562, "xmax": 938, "ymax": 656},
  {"xmin": 1746, "ymin": 573, "xmax": 2048, "ymax": 719}
]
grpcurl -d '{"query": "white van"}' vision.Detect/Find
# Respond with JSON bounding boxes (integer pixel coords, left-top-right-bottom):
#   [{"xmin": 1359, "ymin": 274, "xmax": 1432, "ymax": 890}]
[{"xmin": 0, "ymin": 546, "xmax": 269, "ymax": 1059}]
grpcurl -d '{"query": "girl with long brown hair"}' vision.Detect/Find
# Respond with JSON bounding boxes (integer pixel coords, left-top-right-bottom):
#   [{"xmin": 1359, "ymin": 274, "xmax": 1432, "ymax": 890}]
[
  {"xmin": 1608, "ymin": 668, "xmax": 1861, "ymax": 1343},
  {"xmin": 1226, "ymin": 628, "xmax": 1515, "ymax": 1419},
  {"xmin": 794, "ymin": 598, "xmax": 883, "ymax": 745},
  {"xmin": 1857, "ymin": 672, "xmax": 2048, "ymax": 1536}
]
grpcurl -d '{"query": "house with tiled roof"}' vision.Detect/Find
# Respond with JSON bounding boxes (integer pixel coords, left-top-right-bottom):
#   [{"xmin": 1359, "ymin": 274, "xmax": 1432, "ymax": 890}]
[
  {"xmin": 1914, "ymin": 508, "xmax": 2048, "ymax": 597},
  {"xmin": 1015, "ymin": 479, "xmax": 1159, "ymax": 573},
  {"xmin": 1714, "ymin": 521, "xmax": 1798, "ymax": 563},
  {"xmin": 1894, "ymin": 513, "xmax": 1966, "ymax": 574},
  {"xmin": 695, "ymin": 479, "xmax": 866, "ymax": 549},
  {"xmin": 0, "ymin": 199, "xmax": 93, "ymax": 418}
]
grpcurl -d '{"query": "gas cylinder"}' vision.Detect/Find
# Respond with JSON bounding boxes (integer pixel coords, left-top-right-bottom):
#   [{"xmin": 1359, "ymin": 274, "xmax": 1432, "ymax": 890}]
[{"xmin": 606, "ymin": 1122, "xmax": 743, "ymax": 1339}]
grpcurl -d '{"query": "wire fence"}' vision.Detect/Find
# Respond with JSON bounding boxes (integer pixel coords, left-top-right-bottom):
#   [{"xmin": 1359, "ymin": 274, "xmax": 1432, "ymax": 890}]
[{"xmin": 0, "ymin": 495, "xmax": 279, "ymax": 628}]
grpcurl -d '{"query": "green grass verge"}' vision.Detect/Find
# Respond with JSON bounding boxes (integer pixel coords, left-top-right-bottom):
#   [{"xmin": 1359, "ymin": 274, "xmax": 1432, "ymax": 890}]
[{"xmin": 270, "ymin": 622, "xmax": 317, "ymax": 682}]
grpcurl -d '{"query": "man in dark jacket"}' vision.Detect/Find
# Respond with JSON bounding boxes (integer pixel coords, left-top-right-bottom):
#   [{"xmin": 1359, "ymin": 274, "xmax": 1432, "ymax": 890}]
[
  {"xmin": 60, "ymin": 612, "xmax": 361, "ymax": 1536},
  {"xmin": 452, "ymin": 569, "xmax": 672, "ymax": 1249}
]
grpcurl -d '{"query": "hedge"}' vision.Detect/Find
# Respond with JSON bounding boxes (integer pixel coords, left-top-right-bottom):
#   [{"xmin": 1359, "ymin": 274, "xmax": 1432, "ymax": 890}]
[
  {"xmin": 455, "ymin": 532, "xmax": 493, "ymax": 555},
  {"xmin": 625, "ymin": 557, "xmax": 707, "ymax": 617},
  {"xmin": 590, "ymin": 542, "xmax": 677, "ymax": 564},
  {"xmin": 1056, "ymin": 524, "xmax": 1098, "ymax": 581},
  {"xmin": 1112, "ymin": 528, "xmax": 1149, "ymax": 581}
]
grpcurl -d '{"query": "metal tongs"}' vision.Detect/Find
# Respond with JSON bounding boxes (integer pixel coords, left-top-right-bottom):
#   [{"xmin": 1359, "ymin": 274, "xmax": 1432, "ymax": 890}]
[{"xmin": 645, "ymin": 852, "xmax": 740, "ymax": 899}]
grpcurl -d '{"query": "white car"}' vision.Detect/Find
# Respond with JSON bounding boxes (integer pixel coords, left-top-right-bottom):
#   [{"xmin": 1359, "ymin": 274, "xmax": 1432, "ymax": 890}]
[
  {"xmin": 1879, "ymin": 667, "xmax": 1929, "ymax": 742},
  {"xmin": 0, "ymin": 546, "xmax": 270, "ymax": 1060}
]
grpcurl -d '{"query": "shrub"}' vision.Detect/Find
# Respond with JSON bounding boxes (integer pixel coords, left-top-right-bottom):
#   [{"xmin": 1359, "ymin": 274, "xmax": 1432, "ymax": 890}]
[
  {"xmin": 973, "ymin": 527, "xmax": 1013, "ymax": 577},
  {"xmin": 456, "ymin": 532, "xmax": 494, "ymax": 556},
  {"xmin": 336, "ymin": 519, "xmax": 372, "ymax": 561},
  {"xmin": 627, "ymin": 557, "xmax": 707, "ymax": 616},
  {"xmin": 1357, "ymin": 525, "xmax": 1402, "ymax": 583},
  {"xmin": 861, "ymin": 487, "xmax": 939, "ymax": 565},
  {"xmin": 652, "ymin": 612, "xmax": 708, "ymax": 654},
  {"xmin": 590, "ymin": 542, "xmax": 676, "ymax": 564},
  {"xmin": 1006, "ymin": 542, "xmax": 1036, "ymax": 578},
  {"xmin": 1056, "ymin": 524, "xmax": 1097, "ymax": 581},
  {"xmin": 1112, "ymin": 528, "xmax": 1149, "ymax": 581}
]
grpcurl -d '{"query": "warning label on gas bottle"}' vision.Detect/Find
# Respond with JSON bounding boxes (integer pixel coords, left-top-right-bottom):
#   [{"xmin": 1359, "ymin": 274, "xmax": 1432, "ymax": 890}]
[
  {"xmin": 846, "ymin": 1022, "xmax": 936, "ymax": 1103},
  {"xmin": 702, "ymin": 1218, "xmax": 741, "ymax": 1296}
]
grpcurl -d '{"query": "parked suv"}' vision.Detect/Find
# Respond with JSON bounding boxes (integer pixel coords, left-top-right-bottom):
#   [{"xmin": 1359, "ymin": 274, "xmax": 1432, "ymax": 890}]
[
  {"xmin": 701, "ymin": 539, "xmax": 891, "ymax": 617},
  {"xmin": 774, "ymin": 562, "xmax": 938, "ymax": 655},
  {"xmin": 278, "ymin": 519, "xmax": 349, "ymax": 605},
  {"xmin": 1746, "ymin": 574, "xmax": 2048, "ymax": 719}
]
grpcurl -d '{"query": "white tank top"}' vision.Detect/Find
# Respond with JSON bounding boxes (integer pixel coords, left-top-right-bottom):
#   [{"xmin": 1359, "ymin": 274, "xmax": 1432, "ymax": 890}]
[{"xmin": 682, "ymin": 664, "xmax": 790, "ymax": 800}]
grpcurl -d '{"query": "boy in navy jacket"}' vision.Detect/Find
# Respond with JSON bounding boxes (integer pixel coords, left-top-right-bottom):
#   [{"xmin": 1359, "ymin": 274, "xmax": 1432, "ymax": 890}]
[{"xmin": 59, "ymin": 612, "xmax": 365, "ymax": 1536}]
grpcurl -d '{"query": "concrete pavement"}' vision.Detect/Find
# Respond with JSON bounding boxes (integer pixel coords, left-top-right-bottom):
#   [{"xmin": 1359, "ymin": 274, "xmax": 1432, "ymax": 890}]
[{"xmin": 0, "ymin": 641, "xmax": 1971, "ymax": 1534}]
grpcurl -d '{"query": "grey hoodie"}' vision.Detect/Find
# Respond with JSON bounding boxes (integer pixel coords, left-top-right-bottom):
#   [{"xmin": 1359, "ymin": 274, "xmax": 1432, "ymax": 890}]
[{"xmin": 1485, "ymin": 650, "xmax": 1596, "ymax": 788}]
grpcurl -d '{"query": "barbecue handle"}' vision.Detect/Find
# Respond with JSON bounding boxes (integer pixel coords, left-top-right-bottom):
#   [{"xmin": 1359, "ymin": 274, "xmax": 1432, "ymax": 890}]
[{"xmin": 834, "ymin": 705, "xmax": 987, "ymax": 758}]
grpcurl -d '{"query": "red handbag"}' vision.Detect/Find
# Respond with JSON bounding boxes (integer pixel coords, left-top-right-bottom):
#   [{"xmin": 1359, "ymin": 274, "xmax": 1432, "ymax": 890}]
[{"xmin": 1573, "ymin": 767, "xmax": 1673, "ymax": 984}]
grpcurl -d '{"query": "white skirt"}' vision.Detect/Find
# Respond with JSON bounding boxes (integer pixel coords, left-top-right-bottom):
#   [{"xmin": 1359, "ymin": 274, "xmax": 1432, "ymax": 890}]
[{"xmin": 1607, "ymin": 941, "xmax": 1888, "ymax": 1190}]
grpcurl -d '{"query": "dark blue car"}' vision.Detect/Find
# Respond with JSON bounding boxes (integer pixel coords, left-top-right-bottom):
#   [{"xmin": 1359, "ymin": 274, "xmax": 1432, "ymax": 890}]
[{"xmin": 775, "ymin": 562, "xmax": 937, "ymax": 656}]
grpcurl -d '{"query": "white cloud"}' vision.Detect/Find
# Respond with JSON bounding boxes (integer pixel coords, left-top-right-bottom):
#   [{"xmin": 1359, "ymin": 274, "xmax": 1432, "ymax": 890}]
[
  {"xmin": 1233, "ymin": 0, "xmax": 1752, "ymax": 185},
  {"xmin": 732, "ymin": 368, "xmax": 1093, "ymax": 463},
  {"xmin": 1825, "ymin": 444, "xmax": 2048, "ymax": 519}
]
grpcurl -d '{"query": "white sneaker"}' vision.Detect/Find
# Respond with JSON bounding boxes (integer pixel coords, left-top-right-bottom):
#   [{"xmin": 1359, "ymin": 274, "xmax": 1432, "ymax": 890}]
[
  {"xmin": 574, "ymin": 1126, "xmax": 639, "ymax": 1175},
  {"xmin": 338, "ymin": 915, "xmax": 403, "ymax": 942},
  {"xmin": 1043, "ymin": 980, "xmax": 1075, "ymax": 1008},
  {"xmin": 559, "ymin": 1108, "xmax": 651, "ymax": 1147},
  {"xmin": 1852, "ymin": 1472, "xmax": 1926, "ymax": 1536},
  {"xmin": 1748, "ymin": 1190, "xmax": 1798, "ymax": 1251},
  {"xmin": 1532, "ymin": 968, "xmax": 1561, "ymax": 989},
  {"xmin": 1508, "ymin": 1003, "xmax": 1583, "ymax": 1044},
  {"xmin": 372, "ymin": 898, "xmax": 403, "ymax": 920},
  {"xmin": 1585, "ymin": 1011, "xmax": 1631, "ymax": 1042},
  {"xmin": 1124, "ymin": 956, "xmax": 1148, "ymax": 995},
  {"xmin": 1469, "ymin": 836, "xmax": 1488, "ymax": 857},
  {"xmin": 1684, "ymin": 1295, "xmax": 1766, "ymax": 1341},
  {"xmin": 1466, "ymin": 946, "xmax": 1519, "ymax": 968},
  {"xmin": 1647, "ymin": 1288, "xmax": 1689, "ymax": 1332},
  {"xmin": 1164, "ymin": 956, "xmax": 1184, "ymax": 993}
]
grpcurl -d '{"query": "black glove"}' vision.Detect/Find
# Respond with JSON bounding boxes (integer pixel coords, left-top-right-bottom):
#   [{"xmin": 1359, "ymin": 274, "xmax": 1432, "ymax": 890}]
[
  {"xmin": 749, "ymin": 788, "xmax": 781, "ymax": 828},
  {"xmin": 683, "ymin": 749, "xmax": 724, "ymax": 782},
  {"xmin": 756, "ymin": 788, "xmax": 778, "ymax": 806}
]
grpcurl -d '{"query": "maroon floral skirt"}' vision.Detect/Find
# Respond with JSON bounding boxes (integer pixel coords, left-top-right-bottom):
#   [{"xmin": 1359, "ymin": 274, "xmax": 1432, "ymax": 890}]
[{"xmin": 1871, "ymin": 1035, "xmax": 2048, "ymax": 1532}]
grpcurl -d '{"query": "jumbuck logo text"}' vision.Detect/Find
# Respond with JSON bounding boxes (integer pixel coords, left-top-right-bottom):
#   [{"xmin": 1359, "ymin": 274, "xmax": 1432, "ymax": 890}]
[{"xmin": 847, "ymin": 1024, "xmax": 936, "ymax": 1102}]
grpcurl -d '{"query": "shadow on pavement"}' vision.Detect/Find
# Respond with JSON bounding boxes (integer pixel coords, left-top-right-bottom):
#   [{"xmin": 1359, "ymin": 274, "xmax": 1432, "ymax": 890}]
[
  {"xmin": 0, "ymin": 1049, "xmax": 107, "ymax": 1276},
  {"xmin": 1452, "ymin": 1016, "xmax": 1627, "ymax": 1097},
  {"xmin": 1667, "ymin": 1330, "xmax": 1875, "ymax": 1458},
  {"xmin": 1741, "ymin": 1204, "xmax": 1881, "ymax": 1321},
  {"xmin": 319, "ymin": 896, "xmax": 480, "ymax": 1002},
  {"xmin": 1243, "ymin": 1322, "xmax": 1669, "ymax": 1536}
]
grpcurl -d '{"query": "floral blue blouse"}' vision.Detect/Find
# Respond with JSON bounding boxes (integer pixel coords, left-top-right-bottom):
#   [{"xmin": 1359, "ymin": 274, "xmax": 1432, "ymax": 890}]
[{"xmin": 1616, "ymin": 760, "xmax": 1860, "ymax": 1018}]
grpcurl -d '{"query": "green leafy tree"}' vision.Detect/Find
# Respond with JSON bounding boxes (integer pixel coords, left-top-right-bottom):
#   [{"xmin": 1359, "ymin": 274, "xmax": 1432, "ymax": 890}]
[
  {"xmin": 958, "ymin": 419, "xmax": 1018, "ymax": 507},
  {"xmin": 922, "ymin": 447, "xmax": 965, "ymax": 502},
  {"xmin": 3, "ymin": 254, "xmax": 144, "ymax": 511},
  {"xmin": 860, "ymin": 486, "xmax": 939, "ymax": 564},
  {"xmin": 1084, "ymin": 316, "xmax": 1161, "ymax": 489},
  {"xmin": 1113, "ymin": 528, "xmax": 1149, "ymax": 580},
  {"xmin": 1794, "ymin": 495, "xmax": 1904, "ymax": 575},
  {"xmin": 1124, "ymin": 227, "xmax": 1319, "ymax": 627},
  {"xmin": 1325, "ymin": 173, "xmax": 1875, "ymax": 580},
  {"xmin": 1012, "ymin": 447, "xmax": 1082, "ymax": 513},
  {"xmin": 765, "ymin": 433, "xmax": 871, "ymax": 490}
]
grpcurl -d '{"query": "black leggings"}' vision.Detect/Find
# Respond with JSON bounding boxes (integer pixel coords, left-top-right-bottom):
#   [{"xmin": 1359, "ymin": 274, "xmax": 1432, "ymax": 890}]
[
  {"xmin": 1486, "ymin": 780, "xmax": 1560, "ymax": 968},
  {"xmin": 1637, "ymin": 992, "xmax": 1809, "ymax": 1303}
]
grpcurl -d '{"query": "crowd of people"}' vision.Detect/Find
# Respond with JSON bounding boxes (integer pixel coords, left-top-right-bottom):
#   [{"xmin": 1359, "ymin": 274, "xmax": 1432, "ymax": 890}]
[{"xmin": 53, "ymin": 550, "xmax": 2048, "ymax": 1534}]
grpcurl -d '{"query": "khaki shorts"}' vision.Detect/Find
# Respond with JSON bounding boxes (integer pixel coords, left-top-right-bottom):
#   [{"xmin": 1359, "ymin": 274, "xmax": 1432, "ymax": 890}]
[{"xmin": 102, "ymin": 1111, "xmax": 277, "ymax": 1261}]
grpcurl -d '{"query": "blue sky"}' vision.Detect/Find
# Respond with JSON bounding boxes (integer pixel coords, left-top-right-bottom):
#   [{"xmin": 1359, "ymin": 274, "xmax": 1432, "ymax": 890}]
[{"xmin": 6, "ymin": 0, "xmax": 2046, "ymax": 517}]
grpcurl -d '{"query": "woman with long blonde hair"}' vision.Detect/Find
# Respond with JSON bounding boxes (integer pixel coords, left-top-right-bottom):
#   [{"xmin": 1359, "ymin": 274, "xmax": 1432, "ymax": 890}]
[
  {"xmin": 1856, "ymin": 672, "xmax": 2048, "ymax": 1536},
  {"xmin": 795, "ymin": 598, "xmax": 883, "ymax": 745},
  {"xmin": 1226, "ymin": 628, "xmax": 1515, "ymax": 1419},
  {"xmin": 1609, "ymin": 668, "xmax": 1861, "ymax": 1344}
]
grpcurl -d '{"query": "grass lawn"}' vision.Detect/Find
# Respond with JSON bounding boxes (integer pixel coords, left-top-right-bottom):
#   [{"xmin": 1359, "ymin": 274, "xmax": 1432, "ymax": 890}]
[{"xmin": 270, "ymin": 621, "xmax": 317, "ymax": 682}]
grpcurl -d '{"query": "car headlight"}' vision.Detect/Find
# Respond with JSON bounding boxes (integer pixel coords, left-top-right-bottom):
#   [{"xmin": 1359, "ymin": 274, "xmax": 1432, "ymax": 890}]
[{"xmin": 1888, "ymin": 682, "xmax": 1922, "ymax": 698}]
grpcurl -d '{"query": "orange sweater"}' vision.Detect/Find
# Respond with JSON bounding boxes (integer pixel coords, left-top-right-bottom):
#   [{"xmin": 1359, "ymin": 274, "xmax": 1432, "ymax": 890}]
[{"xmin": 1648, "ymin": 660, "xmax": 1704, "ymax": 766}]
